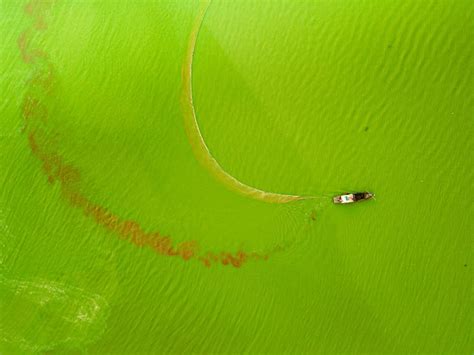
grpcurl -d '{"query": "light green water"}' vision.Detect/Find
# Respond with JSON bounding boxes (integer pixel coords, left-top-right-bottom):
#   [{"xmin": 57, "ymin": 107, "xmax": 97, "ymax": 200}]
[{"xmin": 0, "ymin": 0, "xmax": 472, "ymax": 353}]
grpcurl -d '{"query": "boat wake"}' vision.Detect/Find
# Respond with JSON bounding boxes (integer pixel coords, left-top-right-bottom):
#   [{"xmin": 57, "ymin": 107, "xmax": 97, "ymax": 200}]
[{"xmin": 181, "ymin": 0, "xmax": 319, "ymax": 204}]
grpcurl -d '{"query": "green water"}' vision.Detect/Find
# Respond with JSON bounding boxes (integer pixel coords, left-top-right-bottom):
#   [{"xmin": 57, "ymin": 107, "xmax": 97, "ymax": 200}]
[{"xmin": 1, "ymin": 0, "xmax": 472, "ymax": 353}]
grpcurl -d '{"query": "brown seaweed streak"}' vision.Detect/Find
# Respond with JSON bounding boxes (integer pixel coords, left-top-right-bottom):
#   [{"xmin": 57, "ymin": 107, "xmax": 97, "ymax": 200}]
[{"xmin": 18, "ymin": 0, "xmax": 273, "ymax": 268}]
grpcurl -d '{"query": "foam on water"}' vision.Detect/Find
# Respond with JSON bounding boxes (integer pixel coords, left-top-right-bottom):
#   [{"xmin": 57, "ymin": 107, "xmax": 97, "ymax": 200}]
[{"xmin": 0, "ymin": 276, "xmax": 109, "ymax": 352}]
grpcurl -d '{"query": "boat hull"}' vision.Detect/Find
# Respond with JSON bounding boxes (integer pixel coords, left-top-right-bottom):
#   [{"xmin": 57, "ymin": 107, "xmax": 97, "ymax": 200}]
[{"xmin": 333, "ymin": 192, "xmax": 374, "ymax": 204}]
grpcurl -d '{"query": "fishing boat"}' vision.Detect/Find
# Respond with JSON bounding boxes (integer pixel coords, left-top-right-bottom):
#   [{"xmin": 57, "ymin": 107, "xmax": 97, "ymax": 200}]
[{"xmin": 333, "ymin": 192, "xmax": 374, "ymax": 204}]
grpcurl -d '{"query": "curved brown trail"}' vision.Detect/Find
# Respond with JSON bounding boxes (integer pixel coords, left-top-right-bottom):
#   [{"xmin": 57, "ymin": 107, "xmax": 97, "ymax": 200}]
[{"xmin": 18, "ymin": 0, "xmax": 282, "ymax": 268}]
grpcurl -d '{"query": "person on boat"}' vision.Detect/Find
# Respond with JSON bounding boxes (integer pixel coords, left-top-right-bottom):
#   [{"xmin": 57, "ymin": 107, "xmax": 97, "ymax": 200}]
[{"xmin": 353, "ymin": 192, "xmax": 367, "ymax": 201}]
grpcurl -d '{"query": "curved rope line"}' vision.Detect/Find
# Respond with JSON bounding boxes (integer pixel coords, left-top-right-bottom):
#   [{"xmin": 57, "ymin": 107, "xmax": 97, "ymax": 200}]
[{"xmin": 181, "ymin": 0, "xmax": 312, "ymax": 204}]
